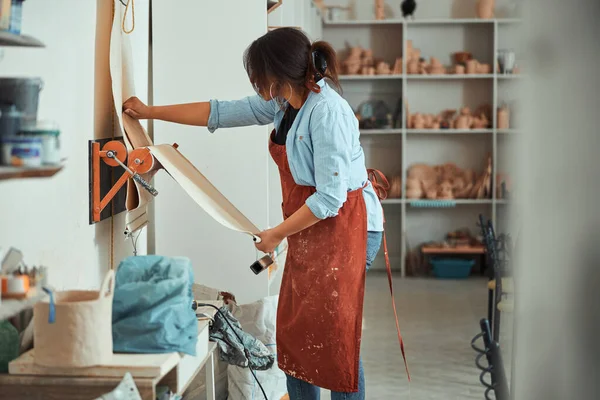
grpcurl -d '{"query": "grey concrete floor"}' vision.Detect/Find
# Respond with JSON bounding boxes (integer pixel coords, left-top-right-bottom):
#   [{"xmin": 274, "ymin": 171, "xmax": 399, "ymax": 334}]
[{"xmin": 321, "ymin": 274, "xmax": 514, "ymax": 400}]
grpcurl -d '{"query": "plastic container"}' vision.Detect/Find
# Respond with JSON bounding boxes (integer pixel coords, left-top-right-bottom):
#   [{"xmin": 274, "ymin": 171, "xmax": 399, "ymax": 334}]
[
  {"xmin": 20, "ymin": 122, "xmax": 60, "ymax": 164},
  {"xmin": 1, "ymin": 136, "xmax": 42, "ymax": 166},
  {"xmin": 0, "ymin": 104, "xmax": 22, "ymax": 138},
  {"xmin": 0, "ymin": 78, "xmax": 44, "ymax": 123},
  {"xmin": 9, "ymin": 0, "xmax": 23, "ymax": 34},
  {"xmin": 430, "ymin": 258, "xmax": 475, "ymax": 279}
]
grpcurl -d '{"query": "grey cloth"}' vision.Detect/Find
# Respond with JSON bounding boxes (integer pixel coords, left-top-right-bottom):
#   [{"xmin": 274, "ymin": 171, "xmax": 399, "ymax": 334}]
[{"xmin": 209, "ymin": 306, "xmax": 274, "ymax": 371}]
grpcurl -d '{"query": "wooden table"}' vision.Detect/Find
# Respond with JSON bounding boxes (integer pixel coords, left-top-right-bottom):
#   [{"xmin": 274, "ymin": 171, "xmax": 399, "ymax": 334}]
[
  {"xmin": 0, "ymin": 320, "xmax": 217, "ymax": 400},
  {"xmin": 421, "ymin": 245, "xmax": 487, "ymax": 275}
]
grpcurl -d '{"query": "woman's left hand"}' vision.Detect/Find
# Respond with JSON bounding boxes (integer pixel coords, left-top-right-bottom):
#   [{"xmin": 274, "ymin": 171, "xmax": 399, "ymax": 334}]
[{"xmin": 254, "ymin": 229, "xmax": 285, "ymax": 254}]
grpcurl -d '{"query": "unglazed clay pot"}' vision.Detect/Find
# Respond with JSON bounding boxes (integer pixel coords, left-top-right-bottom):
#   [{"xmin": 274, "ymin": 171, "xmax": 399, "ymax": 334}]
[
  {"xmin": 453, "ymin": 52, "xmax": 473, "ymax": 65},
  {"xmin": 389, "ymin": 176, "xmax": 402, "ymax": 198},
  {"xmin": 478, "ymin": 63, "xmax": 492, "ymax": 74},
  {"xmin": 497, "ymin": 106, "xmax": 510, "ymax": 129},
  {"xmin": 476, "ymin": 0, "xmax": 495, "ymax": 19},
  {"xmin": 438, "ymin": 181, "xmax": 454, "ymax": 199},
  {"xmin": 376, "ymin": 61, "xmax": 391, "ymax": 75},
  {"xmin": 455, "ymin": 65, "xmax": 466, "ymax": 74},
  {"xmin": 407, "ymin": 60, "xmax": 420, "ymax": 74},
  {"xmin": 413, "ymin": 113, "xmax": 425, "ymax": 129},
  {"xmin": 466, "ymin": 60, "xmax": 478, "ymax": 74},
  {"xmin": 456, "ymin": 115, "xmax": 472, "ymax": 129}
]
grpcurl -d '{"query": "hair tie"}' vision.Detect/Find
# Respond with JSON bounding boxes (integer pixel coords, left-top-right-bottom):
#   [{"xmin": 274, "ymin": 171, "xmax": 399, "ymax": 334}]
[{"xmin": 312, "ymin": 50, "xmax": 327, "ymax": 81}]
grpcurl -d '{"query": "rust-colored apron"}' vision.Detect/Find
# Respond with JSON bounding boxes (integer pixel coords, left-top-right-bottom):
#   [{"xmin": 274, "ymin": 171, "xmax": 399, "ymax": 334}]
[{"xmin": 270, "ymin": 131, "xmax": 367, "ymax": 392}]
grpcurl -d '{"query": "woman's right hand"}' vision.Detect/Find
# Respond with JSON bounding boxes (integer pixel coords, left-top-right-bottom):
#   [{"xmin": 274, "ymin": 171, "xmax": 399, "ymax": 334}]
[{"xmin": 123, "ymin": 96, "xmax": 152, "ymax": 120}]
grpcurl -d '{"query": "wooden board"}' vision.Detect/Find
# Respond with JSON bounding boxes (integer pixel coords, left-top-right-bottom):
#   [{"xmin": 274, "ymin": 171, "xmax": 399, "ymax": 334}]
[
  {"xmin": 9, "ymin": 349, "xmax": 180, "ymax": 379},
  {"xmin": 195, "ymin": 300, "xmax": 223, "ymax": 321},
  {"xmin": 422, "ymin": 246, "xmax": 485, "ymax": 254},
  {"xmin": 88, "ymin": 137, "xmax": 128, "ymax": 224},
  {"xmin": 0, "ymin": 164, "xmax": 64, "ymax": 181}
]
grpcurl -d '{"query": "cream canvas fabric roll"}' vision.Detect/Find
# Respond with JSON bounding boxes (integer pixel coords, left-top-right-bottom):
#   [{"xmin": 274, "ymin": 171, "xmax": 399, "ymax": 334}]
[
  {"xmin": 108, "ymin": 0, "xmax": 261, "ymax": 239},
  {"xmin": 149, "ymin": 144, "xmax": 260, "ymax": 236},
  {"xmin": 109, "ymin": 0, "xmax": 155, "ymax": 234}
]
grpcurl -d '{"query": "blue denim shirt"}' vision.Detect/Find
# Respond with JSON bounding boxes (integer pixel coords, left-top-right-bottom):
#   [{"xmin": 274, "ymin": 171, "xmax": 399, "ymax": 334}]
[{"xmin": 207, "ymin": 80, "xmax": 384, "ymax": 232}]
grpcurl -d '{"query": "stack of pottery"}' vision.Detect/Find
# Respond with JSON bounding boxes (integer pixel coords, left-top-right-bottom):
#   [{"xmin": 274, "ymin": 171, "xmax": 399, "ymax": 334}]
[
  {"xmin": 407, "ymin": 104, "xmax": 492, "ymax": 130},
  {"xmin": 375, "ymin": 0, "xmax": 385, "ymax": 20},
  {"xmin": 476, "ymin": 0, "xmax": 495, "ymax": 19},
  {"xmin": 341, "ymin": 46, "xmax": 396, "ymax": 76}
]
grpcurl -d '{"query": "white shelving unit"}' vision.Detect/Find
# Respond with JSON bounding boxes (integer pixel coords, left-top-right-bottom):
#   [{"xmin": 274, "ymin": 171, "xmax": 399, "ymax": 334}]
[{"xmin": 323, "ymin": 10, "xmax": 522, "ymax": 276}]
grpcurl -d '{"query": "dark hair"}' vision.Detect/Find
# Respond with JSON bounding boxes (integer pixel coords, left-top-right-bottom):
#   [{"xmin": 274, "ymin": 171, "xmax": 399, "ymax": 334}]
[{"xmin": 243, "ymin": 27, "xmax": 340, "ymax": 95}]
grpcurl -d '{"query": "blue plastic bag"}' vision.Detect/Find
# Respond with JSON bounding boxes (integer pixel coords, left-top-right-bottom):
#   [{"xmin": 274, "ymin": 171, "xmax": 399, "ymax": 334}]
[{"xmin": 112, "ymin": 255, "xmax": 198, "ymax": 356}]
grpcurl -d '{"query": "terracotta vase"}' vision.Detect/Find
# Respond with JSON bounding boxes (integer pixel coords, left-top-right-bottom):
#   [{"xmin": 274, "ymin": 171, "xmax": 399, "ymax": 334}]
[
  {"xmin": 375, "ymin": 0, "xmax": 385, "ymax": 20},
  {"xmin": 407, "ymin": 60, "xmax": 420, "ymax": 74},
  {"xmin": 455, "ymin": 65, "xmax": 466, "ymax": 74},
  {"xmin": 477, "ymin": 0, "xmax": 495, "ymax": 19},
  {"xmin": 413, "ymin": 114, "xmax": 425, "ymax": 129},
  {"xmin": 497, "ymin": 106, "xmax": 510, "ymax": 129},
  {"xmin": 389, "ymin": 176, "xmax": 402, "ymax": 198},
  {"xmin": 466, "ymin": 60, "xmax": 478, "ymax": 74},
  {"xmin": 456, "ymin": 115, "xmax": 472, "ymax": 130}
]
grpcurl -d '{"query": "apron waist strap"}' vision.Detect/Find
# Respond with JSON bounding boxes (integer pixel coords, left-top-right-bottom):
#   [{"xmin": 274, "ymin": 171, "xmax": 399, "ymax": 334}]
[{"xmin": 367, "ymin": 168, "xmax": 411, "ymax": 382}]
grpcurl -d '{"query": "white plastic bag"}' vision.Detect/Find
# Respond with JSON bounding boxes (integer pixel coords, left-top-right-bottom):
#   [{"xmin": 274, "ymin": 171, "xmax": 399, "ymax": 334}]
[{"xmin": 227, "ymin": 295, "xmax": 287, "ymax": 400}]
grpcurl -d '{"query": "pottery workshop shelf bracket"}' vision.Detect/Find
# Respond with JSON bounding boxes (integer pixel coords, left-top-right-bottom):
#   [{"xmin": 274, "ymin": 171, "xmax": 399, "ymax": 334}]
[{"xmin": 88, "ymin": 139, "xmax": 167, "ymax": 224}]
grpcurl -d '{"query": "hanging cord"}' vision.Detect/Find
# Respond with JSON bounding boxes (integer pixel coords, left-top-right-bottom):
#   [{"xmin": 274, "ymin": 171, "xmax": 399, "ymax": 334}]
[
  {"xmin": 367, "ymin": 169, "xmax": 411, "ymax": 383},
  {"xmin": 126, "ymin": 229, "xmax": 142, "ymax": 256},
  {"xmin": 194, "ymin": 302, "xmax": 269, "ymax": 400},
  {"xmin": 120, "ymin": 0, "xmax": 135, "ymax": 34},
  {"xmin": 109, "ymin": 0, "xmax": 118, "ymax": 270}
]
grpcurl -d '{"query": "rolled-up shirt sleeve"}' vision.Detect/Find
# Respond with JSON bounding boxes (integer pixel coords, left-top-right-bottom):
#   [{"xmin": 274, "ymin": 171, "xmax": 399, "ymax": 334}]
[
  {"xmin": 207, "ymin": 95, "xmax": 277, "ymax": 133},
  {"xmin": 305, "ymin": 104, "xmax": 352, "ymax": 219}
]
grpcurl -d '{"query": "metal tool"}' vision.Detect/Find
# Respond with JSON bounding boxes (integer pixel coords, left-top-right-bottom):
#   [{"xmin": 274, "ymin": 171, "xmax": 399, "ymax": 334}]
[
  {"xmin": 107, "ymin": 150, "xmax": 158, "ymax": 197},
  {"xmin": 90, "ymin": 140, "xmax": 172, "ymax": 223}
]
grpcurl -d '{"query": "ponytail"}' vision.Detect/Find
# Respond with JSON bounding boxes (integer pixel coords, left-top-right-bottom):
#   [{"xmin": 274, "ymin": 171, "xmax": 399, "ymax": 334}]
[{"xmin": 308, "ymin": 41, "xmax": 341, "ymax": 92}]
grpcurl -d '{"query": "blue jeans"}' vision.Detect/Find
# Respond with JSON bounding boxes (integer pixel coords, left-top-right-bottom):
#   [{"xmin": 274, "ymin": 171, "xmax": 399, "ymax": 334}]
[{"xmin": 285, "ymin": 231, "xmax": 383, "ymax": 400}]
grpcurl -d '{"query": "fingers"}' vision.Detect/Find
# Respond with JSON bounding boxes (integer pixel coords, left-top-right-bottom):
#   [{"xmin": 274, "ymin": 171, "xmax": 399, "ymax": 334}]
[{"xmin": 124, "ymin": 108, "xmax": 140, "ymax": 119}]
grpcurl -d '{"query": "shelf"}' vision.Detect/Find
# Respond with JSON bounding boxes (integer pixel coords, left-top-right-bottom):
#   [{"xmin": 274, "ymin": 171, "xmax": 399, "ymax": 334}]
[
  {"xmin": 406, "ymin": 18, "xmax": 496, "ymax": 25},
  {"xmin": 0, "ymin": 289, "xmax": 47, "ymax": 321},
  {"xmin": 422, "ymin": 245, "xmax": 485, "ymax": 255},
  {"xmin": 324, "ymin": 18, "xmax": 521, "ymax": 26},
  {"xmin": 361, "ymin": 129, "xmax": 402, "ymax": 135},
  {"xmin": 407, "ymin": 129, "xmax": 493, "ymax": 135},
  {"xmin": 497, "ymin": 18, "xmax": 522, "ymax": 24},
  {"xmin": 408, "ymin": 199, "xmax": 493, "ymax": 208},
  {"xmin": 0, "ymin": 31, "xmax": 45, "ymax": 47},
  {"xmin": 267, "ymin": 0, "xmax": 282, "ymax": 14},
  {"xmin": 497, "ymin": 129, "xmax": 518, "ymax": 134},
  {"xmin": 407, "ymin": 74, "xmax": 494, "ymax": 80},
  {"xmin": 381, "ymin": 199, "xmax": 404, "ymax": 205},
  {"xmin": 340, "ymin": 74, "xmax": 403, "ymax": 81},
  {"xmin": 0, "ymin": 164, "xmax": 65, "ymax": 181},
  {"xmin": 324, "ymin": 19, "xmax": 404, "ymax": 26},
  {"xmin": 498, "ymin": 74, "xmax": 525, "ymax": 80}
]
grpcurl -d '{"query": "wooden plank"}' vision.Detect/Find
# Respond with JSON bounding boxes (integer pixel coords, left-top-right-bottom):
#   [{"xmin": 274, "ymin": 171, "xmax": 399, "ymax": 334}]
[
  {"xmin": 0, "ymin": 165, "xmax": 64, "ymax": 181},
  {"xmin": 422, "ymin": 246, "xmax": 485, "ymax": 254},
  {"xmin": 195, "ymin": 300, "xmax": 222, "ymax": 321},
  {"xmin": 9, "ymin": 349, "xmax": 180, "ymax": 379},
  {"xmin": 0, "ymin": 374, "xmax": 155, "ymax": 400}
]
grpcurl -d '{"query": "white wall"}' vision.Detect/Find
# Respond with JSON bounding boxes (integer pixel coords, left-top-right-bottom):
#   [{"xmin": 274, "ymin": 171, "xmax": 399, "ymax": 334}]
[
  {"xmin": 152, "ymin": 0, "xmax": 269, "ymax": 304},
  {"xmin": 0, "ymin": 0, "xmax": 149, "ymax": 290}
]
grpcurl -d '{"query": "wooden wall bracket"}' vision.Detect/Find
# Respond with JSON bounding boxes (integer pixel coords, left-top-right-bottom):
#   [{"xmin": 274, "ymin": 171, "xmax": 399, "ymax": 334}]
[{"xmin": 88, "ymin": 139, "xmax": 155, "ymax": 224}]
